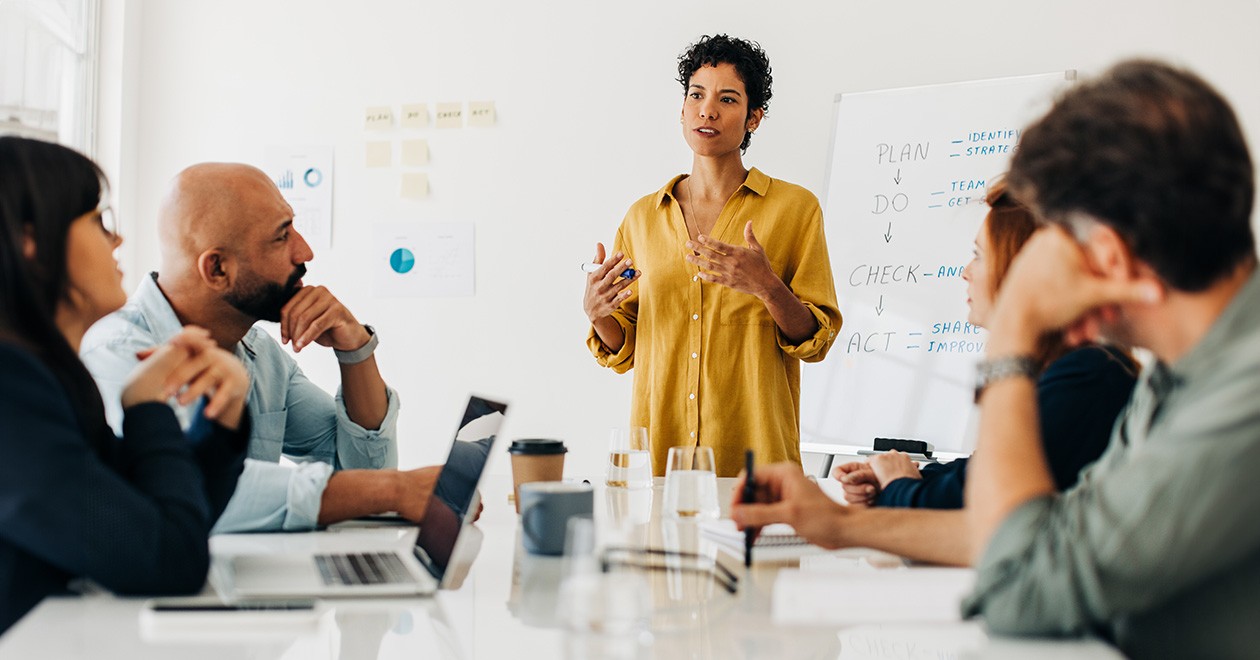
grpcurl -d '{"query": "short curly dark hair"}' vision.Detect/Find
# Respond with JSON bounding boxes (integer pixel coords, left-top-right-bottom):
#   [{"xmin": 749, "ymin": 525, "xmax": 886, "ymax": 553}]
[
  {"xmin": 677, "ymin": 34, "xmax": 772, "ymax": 152},
  {"xmin": 1009, "ymin": 60, "xmax": 1255, "ymax": 292}
]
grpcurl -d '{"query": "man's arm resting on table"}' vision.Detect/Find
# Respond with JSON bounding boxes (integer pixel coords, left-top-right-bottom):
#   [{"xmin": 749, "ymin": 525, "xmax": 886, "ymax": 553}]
[
  {"xmin": 317, "ymin": 466, "xmax": 440, "ymax": 525},
  {"xmin": 836, "ymin": 507, "xmax": 972, "ymax": 566}
]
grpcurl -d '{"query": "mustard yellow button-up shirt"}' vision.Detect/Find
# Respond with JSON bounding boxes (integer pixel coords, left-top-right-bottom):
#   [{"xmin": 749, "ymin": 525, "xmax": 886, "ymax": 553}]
[{"xmin": 588, "ymin": 168, "xmax": 841, "ymax": 477}]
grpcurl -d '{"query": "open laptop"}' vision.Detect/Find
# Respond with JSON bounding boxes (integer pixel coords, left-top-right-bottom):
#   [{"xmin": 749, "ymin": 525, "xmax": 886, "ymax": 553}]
[{"xmin": 212, "ymin": 395, "xmax": 508, "ymax": 599}]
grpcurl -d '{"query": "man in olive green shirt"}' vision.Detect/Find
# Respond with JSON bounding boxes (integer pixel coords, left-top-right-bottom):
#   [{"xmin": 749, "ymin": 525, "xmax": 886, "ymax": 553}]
[{"xmin": 732, "ymin": 60, "xmax": 1260, "ymax": 658}]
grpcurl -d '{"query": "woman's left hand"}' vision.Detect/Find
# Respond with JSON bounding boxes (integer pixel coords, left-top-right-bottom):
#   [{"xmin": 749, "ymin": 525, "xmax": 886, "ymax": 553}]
[
  {"xmin": 867, "ymin": 451, "xmax": 923, "ymax": 489},
  {"xmin": 686, "ymin": 221, "xmax": 778, "ymax": 299}
]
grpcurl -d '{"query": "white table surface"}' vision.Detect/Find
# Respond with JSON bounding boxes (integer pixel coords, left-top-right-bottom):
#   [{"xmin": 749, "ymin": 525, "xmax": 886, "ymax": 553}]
[{"xmin": 0, "ymin": 476, "xmax": 1122, "ymax": 660}]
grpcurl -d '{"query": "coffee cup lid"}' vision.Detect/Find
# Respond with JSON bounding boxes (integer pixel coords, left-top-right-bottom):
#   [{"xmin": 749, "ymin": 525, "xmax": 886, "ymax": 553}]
[{"xmin": 508, "ymin": 438, "xmax": 567, "ymax": 455}]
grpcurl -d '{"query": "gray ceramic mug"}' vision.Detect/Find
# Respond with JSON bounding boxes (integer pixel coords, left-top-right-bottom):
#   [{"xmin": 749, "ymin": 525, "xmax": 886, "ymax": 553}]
[{"xmin": 519, "ymin": 481, "xmax": 594, "ymax": 555}]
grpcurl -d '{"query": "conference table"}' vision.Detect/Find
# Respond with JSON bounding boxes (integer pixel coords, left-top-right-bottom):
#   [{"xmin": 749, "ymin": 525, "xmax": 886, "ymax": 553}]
[{"xmin": 0, "ymin": 476, "xmax": 1122, "ymax": 659}]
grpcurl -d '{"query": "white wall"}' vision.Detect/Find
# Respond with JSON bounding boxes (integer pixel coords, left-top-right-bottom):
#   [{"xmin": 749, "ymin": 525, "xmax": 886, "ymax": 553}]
[{"xmin": 104, "ymin": 0, "xmax": 1260, "ymax": 476}]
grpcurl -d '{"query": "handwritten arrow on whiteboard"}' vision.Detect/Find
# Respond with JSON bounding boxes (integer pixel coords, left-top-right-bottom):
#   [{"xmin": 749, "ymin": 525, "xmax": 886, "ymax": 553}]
[
  {"xmin": 883, "ymin": 223, "xmax": 893, "ymax": 243},
  {"xmin": 893, "ymin": 168, "xmax": 902, "ymax": 185},
  {"xmin": 875, "ymin": 295, "xmax": 885, "ymax": 316}
]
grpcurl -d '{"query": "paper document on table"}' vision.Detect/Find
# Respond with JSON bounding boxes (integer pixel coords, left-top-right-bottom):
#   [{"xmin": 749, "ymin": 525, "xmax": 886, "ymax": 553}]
[
  {"xmin": 699, "ymin": 520, "xmax": 821, "ymax": 561},
  {"xmin": 772, "ymin": 567, "xmax": 975, "ymax": 625}
]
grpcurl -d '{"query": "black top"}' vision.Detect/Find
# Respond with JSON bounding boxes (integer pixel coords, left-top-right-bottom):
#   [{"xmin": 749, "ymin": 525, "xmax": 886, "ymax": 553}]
[
  {"xmin": 0, "ymin": 343, "xmax": 248, "ymax": 633},
  {"xmin": 876, "ymin": 345, "xmax": 1136, "ymax": 509}
]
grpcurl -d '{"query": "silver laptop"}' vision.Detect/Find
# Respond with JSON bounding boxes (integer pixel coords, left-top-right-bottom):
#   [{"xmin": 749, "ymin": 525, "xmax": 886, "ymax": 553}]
[{"xmin": 213, "ymin": 395, "xmax": 508, "ymax": 599}]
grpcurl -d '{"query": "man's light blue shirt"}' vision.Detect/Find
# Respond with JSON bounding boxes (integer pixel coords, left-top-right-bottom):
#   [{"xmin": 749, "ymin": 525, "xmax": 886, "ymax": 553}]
[{"xmin": 82, "ymin": 273, "xmax": 399, "ymax": 533}]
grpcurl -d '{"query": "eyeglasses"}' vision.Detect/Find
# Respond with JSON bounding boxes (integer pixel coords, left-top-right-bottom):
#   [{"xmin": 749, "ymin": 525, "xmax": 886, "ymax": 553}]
[
  {"xmin": 94, "ymin": 200, "xmax": 118, "ymax": 239},
  {"xmin": 600, "ymin": 546, "xmax": 739, "ymax": 594}
]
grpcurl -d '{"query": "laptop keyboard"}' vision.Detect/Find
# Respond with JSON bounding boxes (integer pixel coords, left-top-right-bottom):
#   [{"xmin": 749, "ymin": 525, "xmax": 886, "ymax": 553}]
[{"xmin": 315, "ymin": 552, "xmax": 412, "ymax": 586}]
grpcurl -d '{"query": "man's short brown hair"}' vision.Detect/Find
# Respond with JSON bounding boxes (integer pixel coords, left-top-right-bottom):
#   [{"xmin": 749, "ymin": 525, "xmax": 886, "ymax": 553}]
[{"xmin": 1009, "ymin": 60, "xmax": 1255, "ymax": 292}]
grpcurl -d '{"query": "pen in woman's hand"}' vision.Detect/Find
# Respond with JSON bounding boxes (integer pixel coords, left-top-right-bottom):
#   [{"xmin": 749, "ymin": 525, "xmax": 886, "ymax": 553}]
[{"xmin": 580, "ymin": 262, "xmax": 638, "ymax": 279}]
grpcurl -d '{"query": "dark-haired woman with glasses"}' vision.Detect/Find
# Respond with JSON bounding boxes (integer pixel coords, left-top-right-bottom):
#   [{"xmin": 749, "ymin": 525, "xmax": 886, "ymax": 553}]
[
  {"xmin": 583, "ymin": 35, "xmax": 841, "ymax": 477},
  {"xmin": 0, "ymin": 137, "xmax": 251, "ymax": 632}
]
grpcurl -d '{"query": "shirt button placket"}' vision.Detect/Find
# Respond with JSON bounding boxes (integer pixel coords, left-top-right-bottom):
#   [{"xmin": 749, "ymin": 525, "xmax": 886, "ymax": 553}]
[{"xmin": 689, "ymin": 261, "xmax": 702, "ymax": 448}]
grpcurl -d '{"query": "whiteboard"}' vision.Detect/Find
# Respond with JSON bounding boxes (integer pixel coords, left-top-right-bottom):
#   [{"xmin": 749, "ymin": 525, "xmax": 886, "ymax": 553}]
[{"xmin": 801, "ymin": 71, "xmax": 1074, "ymax": 454}]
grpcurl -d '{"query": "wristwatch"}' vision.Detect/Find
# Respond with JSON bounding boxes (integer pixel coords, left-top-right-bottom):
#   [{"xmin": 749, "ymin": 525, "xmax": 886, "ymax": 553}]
[
  {"xmin": 334, "ymin": 325, "xmax": 378, "ymax": 364},
  {"xmin": 974, "ymin": 355, "xmax": 1038, "ymax": 403}
]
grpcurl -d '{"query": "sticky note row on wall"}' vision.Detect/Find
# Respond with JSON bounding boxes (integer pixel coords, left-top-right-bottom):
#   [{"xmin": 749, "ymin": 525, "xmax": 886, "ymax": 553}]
[{"xmin": 364, "ymin": 101, "xmax": 496, "ymax": 130}]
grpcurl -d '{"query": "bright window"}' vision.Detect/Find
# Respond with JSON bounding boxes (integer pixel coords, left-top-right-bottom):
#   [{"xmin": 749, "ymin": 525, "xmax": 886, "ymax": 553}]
[{"xmin": 0, "ymin": 0, "xmax": 99, "ymax": 153}]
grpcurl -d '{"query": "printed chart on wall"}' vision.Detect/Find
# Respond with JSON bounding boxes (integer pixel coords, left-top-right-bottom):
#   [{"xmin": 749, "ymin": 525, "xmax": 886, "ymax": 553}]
[
  {"xmin": 264, "ymin": 146, "xmax": 334, "ymax": 250},
  {"xmin": 373, "ymin": 221, "xmax": 475, "ymax": 297},
  {"xmin": 800, "ymin": 71, "xmax": 1074, "ymax": 454}
]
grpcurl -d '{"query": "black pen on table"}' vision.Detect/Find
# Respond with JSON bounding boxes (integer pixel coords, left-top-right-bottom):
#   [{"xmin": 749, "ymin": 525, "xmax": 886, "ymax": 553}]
[{"xmin": 743, "ymin": 449, "xmax": 756, "ymax": 568}]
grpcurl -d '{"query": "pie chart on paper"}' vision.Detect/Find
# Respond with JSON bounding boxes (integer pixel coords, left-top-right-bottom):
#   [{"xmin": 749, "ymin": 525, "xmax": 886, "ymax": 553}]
[{"xmin": 389, "ymin": 247, "xmax": 415, "ymax": 274}]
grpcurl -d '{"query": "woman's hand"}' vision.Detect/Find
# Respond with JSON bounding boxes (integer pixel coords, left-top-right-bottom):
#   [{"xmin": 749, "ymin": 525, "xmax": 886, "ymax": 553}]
[
  {"xmin": 831, "ymin": 461, "xmax": 880, "ymax": 506},
  {"xmin": 685, "ymin": 222, "xmax": 779, "ymax": 299},
  {"xmin": 583, "ymin": 242, "xmax": 641, "ymax": 322},
  {"xmin": 122, "ymin": 326, "xmax": 250, "ymax": 430},
  {"xmin": 867, "ymin": 451, "xmax": 922, "ymax": 489}
]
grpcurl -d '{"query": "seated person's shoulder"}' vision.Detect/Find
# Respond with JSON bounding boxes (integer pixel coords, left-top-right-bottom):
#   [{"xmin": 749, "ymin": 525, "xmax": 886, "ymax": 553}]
[
  {"xmin": 1047, "ymin": 345, "xmax": 1137, "ymax": 383},
  {"xmin": 0, "ymin": 340, "xmax": 50, "ymax": 378},
  {"xmin": 0, "ymin": 341, "xmax": 69, "ymax": 404},
  {"xmin": 80, "ymin": 300, "xmax": 155, "ymax": 354}
]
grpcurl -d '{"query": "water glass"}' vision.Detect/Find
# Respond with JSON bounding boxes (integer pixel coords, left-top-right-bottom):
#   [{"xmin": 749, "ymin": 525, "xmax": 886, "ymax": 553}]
[
  {"xmin": 662, "ymin": 446, "xmax": 719, "ymax": 520},
  {"xmin": 605, "ymin": 427, "xmax": 652, "ymax": 489}
]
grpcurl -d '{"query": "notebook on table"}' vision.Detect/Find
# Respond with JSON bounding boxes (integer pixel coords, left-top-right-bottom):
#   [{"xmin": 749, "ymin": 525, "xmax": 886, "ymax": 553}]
[{"xmin": 699, "ymin": 519, "xmax": 820, "ymax": 562}]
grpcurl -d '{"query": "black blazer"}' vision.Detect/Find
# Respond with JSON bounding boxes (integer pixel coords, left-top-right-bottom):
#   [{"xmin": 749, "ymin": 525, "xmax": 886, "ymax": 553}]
[{"xmin": 0, "ymin": 342, "xmax": 248, "ymax": 633}]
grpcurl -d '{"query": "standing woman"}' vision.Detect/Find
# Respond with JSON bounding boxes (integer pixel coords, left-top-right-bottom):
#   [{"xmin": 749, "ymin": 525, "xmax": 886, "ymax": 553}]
[
  {"xmin": 584, "ymin": 35, "xmax": 841, "ymax": 477},
  {"xmin": 0, "ymin": 137, "xmax": 250, "ymax": 632}
]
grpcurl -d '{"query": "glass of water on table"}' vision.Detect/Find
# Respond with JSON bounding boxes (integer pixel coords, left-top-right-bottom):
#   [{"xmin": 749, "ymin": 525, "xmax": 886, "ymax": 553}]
[
  {"xmin": 662, "ymin": 445, "xmax": 719, "ymax": 519},
  {"xmin": 606, "ymin": 427, "xmax": 652, "ymax": 489}
]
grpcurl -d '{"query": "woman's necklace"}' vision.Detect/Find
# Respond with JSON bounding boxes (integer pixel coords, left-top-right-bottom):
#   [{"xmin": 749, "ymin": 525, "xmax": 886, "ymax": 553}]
[{"xmin": 681, "ymin": 177, "xmax": 706, "ymax": 241}]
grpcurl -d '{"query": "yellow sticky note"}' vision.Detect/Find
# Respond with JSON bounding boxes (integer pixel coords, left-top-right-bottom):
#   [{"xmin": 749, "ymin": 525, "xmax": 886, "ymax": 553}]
[
  {"xmin": 468, "ymin": 101, "xmax": 496, "ymax": 127},
  {"xmin": 401, "ymin": 172, "xmax": 429, "ymax": 199},
  {"xmin": 365, "ymin": 141, "xmax": 392, "ymax": 168},
  {"xmin": 364, "ymin": 106, "xmax": 394, "ymax": 131},
  {"xmin": 436, "ymin": 103, "xmax": 463, "ymax": 129},
  {"xmin": 401, "ymin": 104, "xmax": 429, "ymax": 129},
  {"xmin": 401, "ymin": 139, "xmax": 429, "ymax": 167}
]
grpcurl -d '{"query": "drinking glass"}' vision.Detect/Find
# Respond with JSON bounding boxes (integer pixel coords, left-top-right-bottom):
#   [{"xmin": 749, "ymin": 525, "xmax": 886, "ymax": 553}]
[
  {"xmin": 605, "ymin": 427, "xmax": 651, "ymax": 489},
  {"xmin": 661, "ymin": 446, "xmax": 719, "ymax": 520}
]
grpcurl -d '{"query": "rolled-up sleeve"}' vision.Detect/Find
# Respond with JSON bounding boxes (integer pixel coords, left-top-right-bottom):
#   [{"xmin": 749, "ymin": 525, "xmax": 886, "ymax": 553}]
[
  {"xmin": 586, "ymin": 227, "xmax": 639, "ymax": 373},
  {"xmin": 587, "ymin": 312, "xmax": 636, "ymax": 372},
  {"xmin": 333, "ymin": 383, "xmax": 400, "ymax": 469},
  {"xmin": 775, "ymin": 206, "xmax": 841, "ymax": 362},
  {"xmin": 277, "ymin": 365, "xmax": 399, "ymax": 470},
  {"xmin": 210, "ymin": 459, "xmax": 333, "ymax": 533}
]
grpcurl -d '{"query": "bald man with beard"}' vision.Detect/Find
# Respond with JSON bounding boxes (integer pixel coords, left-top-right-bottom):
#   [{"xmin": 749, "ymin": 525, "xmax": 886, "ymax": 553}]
[{"xmin": 82, "ymin": 163, "xmax": 439, "ymax": 533}]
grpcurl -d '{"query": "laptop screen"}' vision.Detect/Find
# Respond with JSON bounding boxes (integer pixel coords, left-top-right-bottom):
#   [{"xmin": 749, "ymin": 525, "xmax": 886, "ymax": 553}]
[{"xmin": 413, "ymin": 395, "xmax": 507, "ymax": 580}]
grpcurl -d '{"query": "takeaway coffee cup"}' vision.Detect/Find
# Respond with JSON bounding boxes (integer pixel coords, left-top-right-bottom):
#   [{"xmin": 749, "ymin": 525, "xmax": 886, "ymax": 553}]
[
  {"xmin": 519, "ymin": 481, "xmax": 594, "ymax": 555},
  {"xmin": 508, "ymin": 439, "xmax": 567, "ymax": 513}
]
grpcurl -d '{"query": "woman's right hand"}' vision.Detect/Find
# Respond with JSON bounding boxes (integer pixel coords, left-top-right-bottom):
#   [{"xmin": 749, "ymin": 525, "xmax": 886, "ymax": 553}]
[
  {"xmin": 582, "ymin": 242, "xmax": 640, "ymax": 322},
  {"xmin": 121, "ymin": 326, "xmax": 250, "ymax": 430},
  {"xmin": 831, "ymin": 461, "xmax": 880, "ymax": 506}
]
